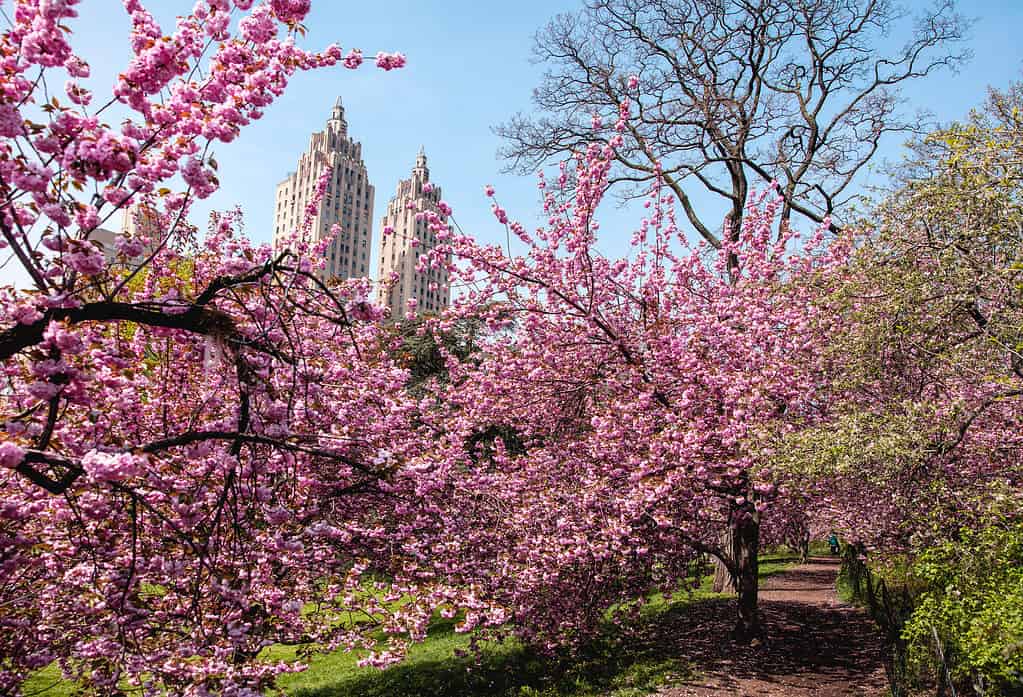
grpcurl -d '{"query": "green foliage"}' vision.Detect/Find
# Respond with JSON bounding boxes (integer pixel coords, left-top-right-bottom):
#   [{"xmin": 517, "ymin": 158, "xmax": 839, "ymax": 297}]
[
  {"xmin": 903, "ymin": 518, "xmax": 1023, "ymax": 695},
  {"xmin": 465, "ymin": 422, "xmax": 528, "ymax": 463},
  {"xmin": 769, "ymin": 407, "xmax": 936, "ymax": 483},
  {"xmin": 869, "ymin": 83, "xmax": 1023, "ymax": 386},
  {"xmin": 390, "ymin": 316, "xmax": 483, "ymax": 395}
]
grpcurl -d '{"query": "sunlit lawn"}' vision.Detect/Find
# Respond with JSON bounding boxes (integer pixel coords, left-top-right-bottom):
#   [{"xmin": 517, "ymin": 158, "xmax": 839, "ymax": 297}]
[{"xmin": 22, "ymin": 552, "xmax": 800, "ymax": 697}]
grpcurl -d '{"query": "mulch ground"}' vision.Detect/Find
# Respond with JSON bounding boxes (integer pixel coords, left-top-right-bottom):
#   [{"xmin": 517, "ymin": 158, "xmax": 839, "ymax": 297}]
[{"xmin": 650, "ymin": 557, "xmax": 889, "ymax": 697}]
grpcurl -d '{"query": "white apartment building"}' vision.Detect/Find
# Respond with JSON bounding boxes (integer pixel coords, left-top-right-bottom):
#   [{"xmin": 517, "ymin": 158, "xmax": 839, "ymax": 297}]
[
  {"xmin": 272, "ymin": 97, "xmax": 374, "ymax": 279},
  {"xmin": 377, "ymin": 149, "xmax": 451, "ymax": 318}
]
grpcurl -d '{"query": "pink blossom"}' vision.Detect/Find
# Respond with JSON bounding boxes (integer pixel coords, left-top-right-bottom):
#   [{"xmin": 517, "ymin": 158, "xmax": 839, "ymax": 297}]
[
  {"xmin": 75, "ymin": 205, "xmax": 99, "ymax": 231},
  {"xmin": 43, "ymin": 322, "xmax": 83, "ymax": 354},
  {"xmin": 0, "ymin": 442, "xmax": 25, "ymax": 469},
  {"xmin": 82, "ymin": 451, "xmax": 145, "ymax": 482},
  {"xmin": 375, "ymin": 52, "xmax": 406, "ymax": 71},
  {"xmin": 64, "ymin": 55, "xmax": 90, "ymax": 78},
  {"xmin": 239, "ymin": 5, "xmax": 277, "ymax": 43},
  {"xmin": 0, "ymin": 103, "xmax": 24, "ymax": 137},
  {"xmin": 27, "ymin": 380, "xmax": 62, "ymax": 401},
  {"xmin": 345, "ymin": 300, "xmax": 383, "ymax": 322},
  {"xmin": 66, "ymin": 242, "xmax": 106, "ymax": 275},
  {"xmin": 41, "ymin": 202, "xmax": 72, "ymax": 228},
  {"xmin": 11, "ymin": 162, "xmax": 52, "ymax": 193},
  {"xmin": 115, "ymin": 235, "xmax": 146, "ymax": 258},
  {"xmin": 270, "ymin": 0, "xmax": 311, "ymax": 23},
  {"xmin": 180, "ymin": 157, "xmax": 218, "ymax": 198},
  {"xmin": 65, "ymin": 80, "xmax": 92, "ymax": 105},
  {"xmin": 343, "ymin": 49, "xmax": 363, "ymax": 69},
  {"xmin": 12, "ymin": 304, "xmax": 43, "ymax": 325}
]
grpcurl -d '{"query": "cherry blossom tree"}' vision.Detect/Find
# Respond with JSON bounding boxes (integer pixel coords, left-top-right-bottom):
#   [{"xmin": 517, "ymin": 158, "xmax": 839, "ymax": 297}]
[
  {"xmin": 393, "ymin": 106, "xmax": 855, "ymax": 642},
  {"xmin": 0, "ymin": 2, "xmax": 510, "ymax": 694}
]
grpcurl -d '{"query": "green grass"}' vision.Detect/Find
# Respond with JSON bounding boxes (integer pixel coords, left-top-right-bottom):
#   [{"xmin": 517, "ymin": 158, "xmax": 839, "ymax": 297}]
[
  {"xmin": 272, "ymin": 551, "xmax": 800, "ymax": 697},
  {"xmin": 758, "ymin": 551, "xmax": 802, "ymax": 581},
  {"xmin": 20, "ymin": 665, "xmax": 73, "ymax": 697},
  {"xmin": 270, "ymin": 598, "xmax": 700, "ymax": 697},
  {"xmin": 21, "ymin": 552, "xmax": 800, "ymax": 697}
]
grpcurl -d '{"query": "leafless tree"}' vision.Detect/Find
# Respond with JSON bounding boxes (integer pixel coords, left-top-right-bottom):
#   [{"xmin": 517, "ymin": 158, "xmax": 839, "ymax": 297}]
[{"xmin": 498, "ymin": 0, "xmax": 971, "ymax": 248}]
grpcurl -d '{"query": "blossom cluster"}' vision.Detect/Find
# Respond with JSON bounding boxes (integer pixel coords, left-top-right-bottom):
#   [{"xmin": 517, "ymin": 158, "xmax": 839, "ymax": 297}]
[{"xmin": 0, "ymin": 2, "xmax": 427, "ymax": 694}]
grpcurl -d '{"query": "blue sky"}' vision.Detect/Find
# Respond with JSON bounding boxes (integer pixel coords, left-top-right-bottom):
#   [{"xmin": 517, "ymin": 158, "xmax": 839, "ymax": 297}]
[{"xmin": 3, "ymin": 0, "xmax": 1022, "ymax": 287}]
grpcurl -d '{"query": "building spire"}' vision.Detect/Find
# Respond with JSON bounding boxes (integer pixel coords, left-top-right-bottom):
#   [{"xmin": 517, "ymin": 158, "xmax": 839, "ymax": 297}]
[
  {"xmin": 415, "ymin": 146, "xmax": 427, "ymax": 172},
  {"xmin": 329, "ymin": 96, "xmax": 346, "ymax": 127}
]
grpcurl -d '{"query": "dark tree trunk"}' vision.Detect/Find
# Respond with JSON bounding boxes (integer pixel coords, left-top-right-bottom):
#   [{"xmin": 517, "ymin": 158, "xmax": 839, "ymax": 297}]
[
  {"xmin": 710, "ymin": 503, "xmax": 763, "ymax": 641},
  {"xmin": 731, "ymin": 505, "xmax": 762, "ymax": 642}
]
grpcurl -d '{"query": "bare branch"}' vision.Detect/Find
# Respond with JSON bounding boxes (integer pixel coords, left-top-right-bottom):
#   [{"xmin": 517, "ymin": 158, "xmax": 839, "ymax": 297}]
[{"xmin": 498, "ymin": 0, "xmax": 971, "ymax": 244}]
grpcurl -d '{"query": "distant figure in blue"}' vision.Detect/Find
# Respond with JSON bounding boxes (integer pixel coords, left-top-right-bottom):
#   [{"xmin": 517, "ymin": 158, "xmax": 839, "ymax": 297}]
[{"xmin": 828, "ymin": 532, "xmax": 840, "ymax": 555}]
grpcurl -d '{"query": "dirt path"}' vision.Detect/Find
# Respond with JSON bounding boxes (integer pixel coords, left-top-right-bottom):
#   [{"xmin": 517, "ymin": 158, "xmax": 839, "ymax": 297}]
[{"xmin": 654, "ymin": 557, "xmax": 888, "ymax": 697}]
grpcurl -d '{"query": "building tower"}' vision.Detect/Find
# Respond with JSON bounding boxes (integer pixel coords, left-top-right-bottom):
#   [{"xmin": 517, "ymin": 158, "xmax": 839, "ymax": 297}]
[
  {"xmin": 272, "ymin": 97, "xmax": 374, "ymax": 279},
  {"xmin": 377, "ymin": 148, "xmax": 451, "ymax": 318}
]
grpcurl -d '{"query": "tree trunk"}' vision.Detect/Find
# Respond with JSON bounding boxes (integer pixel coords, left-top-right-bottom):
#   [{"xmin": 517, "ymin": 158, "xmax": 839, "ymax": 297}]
[
  {"xmin": 710, "ymin": 504, "xmax": 763, "ymax": 641},
  {"xmin": 731, "ymin": 505, "xmax": 762, "ymax": 642},
  {"xmin": 712, "ymin": 528, "xmax": 736, "ymax": 593}
]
